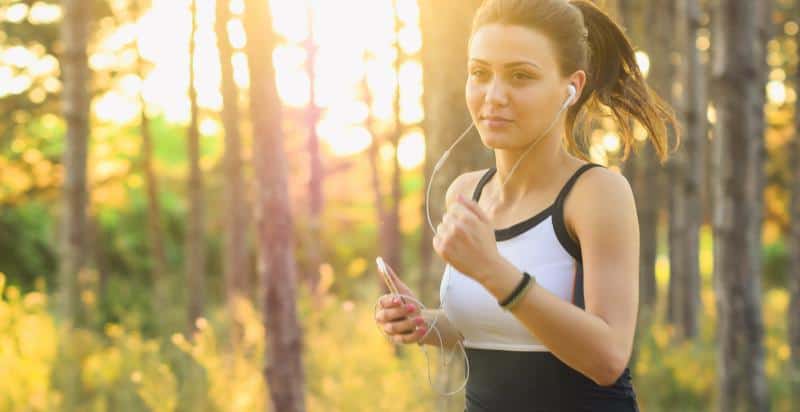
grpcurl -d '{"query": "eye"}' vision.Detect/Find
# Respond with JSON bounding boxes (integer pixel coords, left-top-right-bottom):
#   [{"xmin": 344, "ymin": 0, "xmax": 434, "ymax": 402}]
[
  {"xmin": 512, "ymin": 71, "xmax": 532, "ymax": 81},
  {"xmin": 470, "ymin": 68, "xmax": 488, "ymax": 79}
]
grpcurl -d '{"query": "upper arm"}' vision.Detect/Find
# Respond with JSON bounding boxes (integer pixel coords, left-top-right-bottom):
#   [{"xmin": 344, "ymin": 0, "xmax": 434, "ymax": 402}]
[{"xmin": 566, "ymin": 168, "xmax": 639, "ymax": 360}]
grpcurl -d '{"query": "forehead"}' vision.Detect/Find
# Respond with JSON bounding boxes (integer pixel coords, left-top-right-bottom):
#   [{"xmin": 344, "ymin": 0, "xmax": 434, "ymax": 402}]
[{"xmin": 468, "ymin": 24, "xmax": 557, "ymax": 71}]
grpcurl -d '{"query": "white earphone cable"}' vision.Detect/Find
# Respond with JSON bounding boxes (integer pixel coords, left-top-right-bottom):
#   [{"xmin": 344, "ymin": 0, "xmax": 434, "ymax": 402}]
[{"xmin": 376, "ymin": 84, "xmax": 576, "ymax": 397}]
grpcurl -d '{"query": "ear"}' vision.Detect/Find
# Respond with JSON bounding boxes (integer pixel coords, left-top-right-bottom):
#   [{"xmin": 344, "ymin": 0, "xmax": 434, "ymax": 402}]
[{"xmin": 567, "ymin": 70, "xmax": 588, "ymax": 106}]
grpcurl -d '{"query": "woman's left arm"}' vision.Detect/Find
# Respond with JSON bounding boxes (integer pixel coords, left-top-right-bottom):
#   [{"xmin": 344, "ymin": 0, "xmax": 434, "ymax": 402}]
[
  {"xmin": 483, "ymin": 170, "xmax": 639, "ymax": 386},
  {"xmin": 437, "ymin": 169, "xmax": 639, "ymax": 387}
]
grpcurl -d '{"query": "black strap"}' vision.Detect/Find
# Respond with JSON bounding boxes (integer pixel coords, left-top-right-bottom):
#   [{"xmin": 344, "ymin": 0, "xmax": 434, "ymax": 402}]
[
  {"xmin": 554, "ymin": 163, "xmax": 602, "ymax": 208},
  {"xmin": 472, "ymin": 167, "xmax": 497, "ymax": 201}
]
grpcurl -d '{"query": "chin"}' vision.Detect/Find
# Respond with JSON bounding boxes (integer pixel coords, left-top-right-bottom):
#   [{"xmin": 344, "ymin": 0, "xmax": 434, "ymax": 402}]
[{"xmin": 479, "ymin": 130, "xmax": 522, "ymax": 150}]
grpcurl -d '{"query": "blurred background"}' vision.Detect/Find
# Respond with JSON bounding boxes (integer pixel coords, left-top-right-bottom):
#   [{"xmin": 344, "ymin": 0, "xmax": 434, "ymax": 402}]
[{"xmin": 0, "ymin": 0, "xmax": 798, "ymax": 411}]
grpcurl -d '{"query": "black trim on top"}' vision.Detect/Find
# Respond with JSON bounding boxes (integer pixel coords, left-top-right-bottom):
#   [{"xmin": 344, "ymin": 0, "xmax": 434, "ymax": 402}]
[
  {"xmin": 472, "ymin": 167, "xmax": 553, "ymax": 241},
  {"xmin": 551, "ymin": 163, "xmax": 603, "ymax": 261},
  {"xmin": 473, "ymin": 163, "xmax": 602, "ymax": 244}
]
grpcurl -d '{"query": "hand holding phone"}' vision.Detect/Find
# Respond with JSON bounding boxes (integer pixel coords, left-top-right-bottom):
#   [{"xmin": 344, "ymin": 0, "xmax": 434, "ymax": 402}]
[{"xmin": 376, "ymin": 256, "xmax": 401, "ymax": 298}]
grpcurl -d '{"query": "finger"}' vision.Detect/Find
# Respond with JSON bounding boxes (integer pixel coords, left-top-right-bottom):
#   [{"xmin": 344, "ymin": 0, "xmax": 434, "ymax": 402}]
[
  {"xmin": 457, "ymin": 193, "xmax": 489, "ymax": 223},
  {"xmin": 398, "ymin": 316, "xmax": 423, "ymax": 334},
  {"xmin": 384, "ymin": 318, "xmax": 416, "ymax": 335},
  {"xmin": 394, "ymin": 323, "xmax": 428, "ymax": 343},
  {"xmin": 379, "ymin": 294, "xmax": 401, "ymax": 308},
  {"xmin": 377, "ymin": 308, "xmax": 404, "ymax": 323}
]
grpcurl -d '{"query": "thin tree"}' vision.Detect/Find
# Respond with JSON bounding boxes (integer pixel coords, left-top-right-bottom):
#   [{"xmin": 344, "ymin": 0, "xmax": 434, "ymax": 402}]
[
  {"xmin": 186, "ymin": 0, "xmax": 206, "ymax": 333},
  {"xmin": 710, "ymin": 0, "xmax": 770, "ymax": 410},
  {"xmin": 641, "ymin": 0, "xmax": 673, "ymax": 315},
  {"xmin": 304, "ymin": 2, "xmax": 324, "ymax": 297},
  {"xmin": 132, "ymin": 0, "xmax": 169, "ymax": 319},
  {"xmin": 385, "ymin": 0, "xmax": 406, "ymax": 281},
  {"xmin": 669, "ymin": 0, "xmax": 705, "ymax": 340},
  {"xmin": 58, "ymin": 0, "xmax": 90, "ymax": 328},
  {"xmin": 58, "ymin": 1, "xmax": 91, "ymax": 408},
  {"xmin": 243, "ymin": 0, "xmax": 306, "ymax": 410},
  {"xmin": 215, "ymin": 0, "xmax": 250, "ymax": 338}
]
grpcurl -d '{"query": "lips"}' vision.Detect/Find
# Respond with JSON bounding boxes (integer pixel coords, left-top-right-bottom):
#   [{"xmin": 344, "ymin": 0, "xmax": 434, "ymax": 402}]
[{"xmin": 481, "ymin": 115, "xmax": 513, "ymax": 122}]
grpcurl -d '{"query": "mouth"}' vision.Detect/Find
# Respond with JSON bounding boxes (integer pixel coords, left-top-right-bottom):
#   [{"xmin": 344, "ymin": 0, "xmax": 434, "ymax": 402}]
[
  {"xmin": 480, "ymin": 115, "xmax": 513, "ymax": 128},
  {"xmin": 480, "ymin": 115, "xmax": 513, "ymax": 122}
]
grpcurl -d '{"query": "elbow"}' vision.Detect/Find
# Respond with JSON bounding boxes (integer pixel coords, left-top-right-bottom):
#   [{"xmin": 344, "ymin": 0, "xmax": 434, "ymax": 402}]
[{"xmin": 591, "ymin": 350, "xmax": 628, "ymax": 387}]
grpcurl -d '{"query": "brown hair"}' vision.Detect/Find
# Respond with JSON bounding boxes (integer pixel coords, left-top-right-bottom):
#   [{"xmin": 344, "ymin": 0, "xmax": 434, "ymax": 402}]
[{"xmin": 470, "ymin": 0, "xmax": 679, "ymax": 162}]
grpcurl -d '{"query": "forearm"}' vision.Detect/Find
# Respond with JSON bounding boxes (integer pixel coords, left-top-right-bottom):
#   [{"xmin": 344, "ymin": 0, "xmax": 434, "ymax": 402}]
[
  {"xmin": 419, "ymin": 309, "xmax": 463, "ymax": 349},
  {"xmin": 479, "ymin": 258, "xmax": 629, "ymax": 386}
]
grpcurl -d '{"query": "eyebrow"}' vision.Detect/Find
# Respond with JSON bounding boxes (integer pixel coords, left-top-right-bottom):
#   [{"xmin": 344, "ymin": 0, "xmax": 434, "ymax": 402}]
[{"xmin": 469, "ymin": 58, "xmax": 542, "ymax": 70}]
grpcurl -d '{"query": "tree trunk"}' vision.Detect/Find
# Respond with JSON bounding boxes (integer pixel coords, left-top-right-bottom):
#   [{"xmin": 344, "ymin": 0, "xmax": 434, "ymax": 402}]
[
  {"xmin": 58, "ymin": 1, "xmax": 90, "ymax": 409},
  {"xmin": 641, "ymin": 0, "xmax": 672, "ymax": 315},
  {"xmin": 58, "ymin": 0, "xmax": 90, "ymax": 328},
  {"xmin": 243, "ymin": 0, "xmax": 306, "ymax": 410},
  {"xmin": 417, "ymin": 0, "xmax": 492, "ymax": 308},
  {"xmin": 215, "ymin": 0, "xmax": 250, "ymax": 348},
  {"xmin": 385, "ymin": 0, "xmax": 405, "ymax": 284},
  {"xmin": 710, "ymin": 1, "xmax": 770, "ymax": 410},
  {"xmin": 304, "ymin": 4, "xmax": 324, "ymax": 298},
  {"xmin": 670, "ymin": 0, "xmax": 705, "ymax": 340},
  {"xmin": 186, "ymin": 0, "xmax": 206, "ymax": 333},
  {"xmin": 134, "ymin": 0, "xmax": 168, "ymax": 321}
]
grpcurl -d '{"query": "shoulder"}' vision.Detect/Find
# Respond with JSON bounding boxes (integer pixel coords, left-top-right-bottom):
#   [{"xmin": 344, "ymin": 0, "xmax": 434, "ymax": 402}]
[
  {"xmin": 445, "ymin": 168, "xmax": 492, "ymax": 210},
  {"xmin": 565, "ymin": 166, "xmax": 637, "ymax": 242}
]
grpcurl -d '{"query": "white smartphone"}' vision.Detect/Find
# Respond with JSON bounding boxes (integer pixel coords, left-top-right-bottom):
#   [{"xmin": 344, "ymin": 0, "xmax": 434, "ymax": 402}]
[{"xmin": 376, "ymin": 256, "xmax": 403, "ymax": 301}]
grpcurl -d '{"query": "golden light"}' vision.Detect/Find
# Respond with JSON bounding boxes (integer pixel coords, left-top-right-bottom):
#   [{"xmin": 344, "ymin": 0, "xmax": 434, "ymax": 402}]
[
  {"xmin": 200, "ymin": 118, "xmax": 221, "ymax": 136},
  {"xmin": 3, "ymin": 3, "xmax": 28, "ymax": 23},
  {"xmin": 785, "ymin": 21, "xmax": 799, "ymax": 36},
  {"xmin": 3, "ymin": 46, "xmax": 37, "ymax": 69},
  {"xmin": 0, "ymin": 66, "xmax": 14, "ymax": 98},
  {"xmin": 28, "ymin": 2, "xmax": 62, "ymax": 25},
  {"xmin": 322, "ymin": 126, "xmax": 372, "ymax": 157},
  {"xmin": 766, "ymin": 81, "xmax": 786, "ymax": 105},
  {"xmin": 635, "ymin": 51, "xmax": 650, "ymax": 78},
  {"xmin": 397, "ymin": 130, "xmax": 425, "ymax": 170},
  {"xmin": 227, "ymin": 19, "xmax": 246, "ymax": 49},
  {"xmin": 230, "ymin": 0, "xmax": 244, "ymax": 15},
  {"xmin": 94, "ymin": 91, "xmax": 139, "ymax": 123},
  {"xmin": 696, "ymin": 35, "xmax": 710, "ymax": 52},
  {"xmin": 707, "ymin": 104, "xmax": 716, "ymax": 124},
  {"xmin": 602, "ymin": 132, "xmax": 621, "ymax": 153}
]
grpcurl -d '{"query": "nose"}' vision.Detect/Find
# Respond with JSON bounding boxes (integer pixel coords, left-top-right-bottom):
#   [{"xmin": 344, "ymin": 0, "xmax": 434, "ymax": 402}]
[{"xmin": 484, "ymin": 77, "xmax": 509, "ymax": 107}]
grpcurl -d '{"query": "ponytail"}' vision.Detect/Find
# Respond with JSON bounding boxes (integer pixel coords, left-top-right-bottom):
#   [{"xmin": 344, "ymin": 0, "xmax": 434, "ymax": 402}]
[{"xmin": 568, "ymin": 0, "xmax": 679, "ymax": 162}]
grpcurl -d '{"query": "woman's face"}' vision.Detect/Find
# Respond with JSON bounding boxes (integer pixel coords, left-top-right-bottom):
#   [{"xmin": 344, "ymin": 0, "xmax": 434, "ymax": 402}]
[{"xmin": 466, "ymin": 24, "xmax": 576, "ymax": 150}]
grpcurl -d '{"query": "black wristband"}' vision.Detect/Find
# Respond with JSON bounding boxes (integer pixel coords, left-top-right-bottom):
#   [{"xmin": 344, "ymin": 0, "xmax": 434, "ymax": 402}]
[{"xmin": 498, "ymin": 272, "xmax": 531, "ymax": 307}]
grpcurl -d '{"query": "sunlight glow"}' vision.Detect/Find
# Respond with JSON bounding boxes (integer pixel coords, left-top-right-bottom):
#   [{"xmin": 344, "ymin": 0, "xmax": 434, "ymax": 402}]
[
  {"xmin": 602, "ymin": 132, "xmax": 621, "ymax": 153},
  {"xmin": 635, "ymin": 51, "xmax": 650, "ymax": 78},
  {"xmin": 766, "ymin": 81, "xmax": 786, "ymax": 105},
  {"xmin": 397, "ymin": 130, "xmax": 425, "ymax": 170},
  {"xmin": 0, "ymin": 0, "xmax": 426, "ymax": 159},
  {"xmin": 3, "ymin": 3, "xmax": 28, "ymax": 23},
  {"xmin": 28, "ymin": 2, "xmax": 62, "ymax": 24}
]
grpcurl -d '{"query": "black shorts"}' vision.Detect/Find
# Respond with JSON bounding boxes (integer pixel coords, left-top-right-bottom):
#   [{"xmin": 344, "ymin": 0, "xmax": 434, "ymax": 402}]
[{"xmin": 464, "ymin": 348, "xmax": 639, "ymax": 412}]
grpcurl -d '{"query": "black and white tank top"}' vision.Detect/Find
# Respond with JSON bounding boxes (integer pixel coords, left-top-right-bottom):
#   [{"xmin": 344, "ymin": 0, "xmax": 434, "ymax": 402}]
[{"xmin": 440, "ymin": 163, "xmax": 601, "ymax": 351}]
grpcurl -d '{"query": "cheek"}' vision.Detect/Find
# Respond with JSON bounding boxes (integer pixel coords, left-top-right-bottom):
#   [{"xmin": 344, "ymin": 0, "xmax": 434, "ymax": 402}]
[{"xmin": 465, "ymin": 83, "xmax": 483, "ymax": 112}]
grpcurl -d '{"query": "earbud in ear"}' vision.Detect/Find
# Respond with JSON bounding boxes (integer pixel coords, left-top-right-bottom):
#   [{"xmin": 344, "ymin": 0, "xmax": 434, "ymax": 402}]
[{"xmin": 567, "ymin": 84, "xmax": 577, "ymax": 101}]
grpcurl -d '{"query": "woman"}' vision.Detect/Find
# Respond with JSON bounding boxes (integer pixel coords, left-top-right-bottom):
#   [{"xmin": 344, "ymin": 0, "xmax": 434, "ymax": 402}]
[{"xmin": 375, "ymin": 0, "xmax": 677, "ymax": 410}]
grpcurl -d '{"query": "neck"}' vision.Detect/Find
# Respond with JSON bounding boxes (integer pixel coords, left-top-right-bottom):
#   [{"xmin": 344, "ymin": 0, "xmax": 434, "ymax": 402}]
[{"xmin": 490, "ymin": 128, "xmax": 573, "ymax": 204}]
